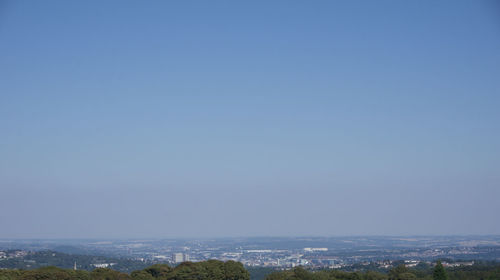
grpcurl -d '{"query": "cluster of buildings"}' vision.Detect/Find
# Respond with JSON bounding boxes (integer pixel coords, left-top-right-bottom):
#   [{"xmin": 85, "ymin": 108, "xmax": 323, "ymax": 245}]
[
  {"xmin": 133, "ymin": 244, "xmax": 496, "ymax": 269},
  {"xmin": 91, "ymin": 263, "xmax": 117, "ymax": 268},
  {"xmin": 145, "ymin": 248, "xmax": 477, "ymax": 270},
  {"xmin": 1, "ymin": 237, "xmax": 499, "ymax": 270},
  {"xmin": 0, "ymin": 250, "xmax": 28, "ymax": 259}
]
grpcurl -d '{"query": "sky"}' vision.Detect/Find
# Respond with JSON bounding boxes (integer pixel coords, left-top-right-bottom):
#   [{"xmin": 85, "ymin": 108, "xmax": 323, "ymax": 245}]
[{"xmin": 0, "ymin": 0, "xmax": 499, "ymax": 239}]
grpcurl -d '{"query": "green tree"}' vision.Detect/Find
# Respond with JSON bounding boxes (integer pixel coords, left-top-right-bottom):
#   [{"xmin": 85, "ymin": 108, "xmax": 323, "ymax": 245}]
[
  {"xmin": 90, "ymin": 268, "xmax": 131, "ymax": 280},
  {"xmin": 397, "ymin": 272, "xmax": 417, "ymax": 280},
  {"xmin": 388, "ymin": 264, "xmax": 417, "ymax": 280},
  {"xmin": 290, "ymin": 267, "xmax": 312, "ymax": 280},
  {"xmin": 130, "ymin": 271, "xmax": 153, "ymax": 280},
  {"xmin": 0, "ymin": 269, "xmax": 23, "ymax": 280},
  {"xmin": 141, "ymin": 264, "xmax": 172, "ymax": 279},
  {"xmin": 363, "ymin": 271, "xmax": 387, "ymax": 280},
  {"xmin": 224, "ymin": 260, "xmax": 250, "ymax": 280},
  {"xmin": 433, "ymin": 261, "xmax": 448, "ymax": 280},
  {"xmin": 19, "ymin": 266, "xmax": 73, "ymax": 280}
]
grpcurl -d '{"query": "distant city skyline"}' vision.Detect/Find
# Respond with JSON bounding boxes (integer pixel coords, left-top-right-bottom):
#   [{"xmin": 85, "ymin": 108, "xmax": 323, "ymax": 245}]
[
  {"xmin": 2, "ymin": 236, "xmax": 500, "ymax": 269},
  {"xmin": 1, "ymin": 0, "xmax": 499, "ymax": 238}
]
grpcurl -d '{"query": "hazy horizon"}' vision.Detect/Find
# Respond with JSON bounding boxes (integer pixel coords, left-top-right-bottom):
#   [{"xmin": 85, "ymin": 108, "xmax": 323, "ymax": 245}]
[
  {"xmin": 2, "ymin": 234, "xmax": 500, "ymax": 241},
  {"xmin": 1, "ymin": 0, "xmax": 499, "ymax": 239}
]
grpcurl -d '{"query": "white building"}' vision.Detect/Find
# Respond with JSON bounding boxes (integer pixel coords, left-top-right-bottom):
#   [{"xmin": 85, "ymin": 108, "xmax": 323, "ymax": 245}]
[
  {"xmin": 173, "ymin": 253, "xmax": 189, "ymax": 263},
  {"xmin": 303, "ymin": 247, "xmax": 328, "ymax": 252}
]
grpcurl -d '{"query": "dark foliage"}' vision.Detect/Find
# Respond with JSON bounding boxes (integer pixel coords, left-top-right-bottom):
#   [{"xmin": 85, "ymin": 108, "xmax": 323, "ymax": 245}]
[{"xmin": 0, "ymin": 260, "xmax": 249, "ymax": 280}]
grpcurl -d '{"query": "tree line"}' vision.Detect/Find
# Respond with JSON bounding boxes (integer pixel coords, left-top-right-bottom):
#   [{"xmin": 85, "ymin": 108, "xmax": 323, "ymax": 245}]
[
  {"xmin": 2, "ymin": 260, "xmax": 500, "ymax": 280},
  {"xmin": 0, "ymin": 260, "xmax": 249, "ymax": 280},
  {"xmin": 265, "ymin": 261, "xmax": 500, "ymax": 280}
]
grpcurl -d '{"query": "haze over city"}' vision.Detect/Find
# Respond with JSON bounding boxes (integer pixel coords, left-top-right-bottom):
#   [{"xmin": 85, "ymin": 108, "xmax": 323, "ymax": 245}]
[{"xmin": 1, "ymin": 0, "xmax": 499, "ymax": 239}]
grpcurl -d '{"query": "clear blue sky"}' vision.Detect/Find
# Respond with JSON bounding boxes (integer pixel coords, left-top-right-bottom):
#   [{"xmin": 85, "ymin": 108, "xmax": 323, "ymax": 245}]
[{"xmin": 1, "ymin": 0, "xmax": 499, "ymax": 238}]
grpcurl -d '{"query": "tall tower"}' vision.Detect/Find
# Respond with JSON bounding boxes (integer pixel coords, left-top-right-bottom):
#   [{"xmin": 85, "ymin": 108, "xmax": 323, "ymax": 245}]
[{"xmin": 74, "ymin": 261, "xmax": 77, "ymax": 271}]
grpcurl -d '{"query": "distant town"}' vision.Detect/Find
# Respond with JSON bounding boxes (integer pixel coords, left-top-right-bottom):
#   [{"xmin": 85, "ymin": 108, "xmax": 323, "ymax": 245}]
[{"xmin": 1, "ymin": 236, "xmax": 499, "ymax": 272}]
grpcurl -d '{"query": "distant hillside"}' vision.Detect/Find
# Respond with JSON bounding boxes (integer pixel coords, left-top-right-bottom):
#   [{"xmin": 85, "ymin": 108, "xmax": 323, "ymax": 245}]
[{"xmin": 0, "ymin": 250, "xmax": 150, "ymax": 273}]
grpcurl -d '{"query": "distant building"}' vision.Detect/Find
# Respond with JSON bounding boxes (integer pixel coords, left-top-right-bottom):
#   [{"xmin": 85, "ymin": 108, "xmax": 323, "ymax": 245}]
[
  {"xmin": 304, "ymin": 248, "xmax": 328, "ymax": 252},
  {"xmin": 173, "ymin": 253, "xmax": 189, "ymax": 263},
  {"xmin": 91, "ymin": 263, "xmax": 116, "ymax": 268}
]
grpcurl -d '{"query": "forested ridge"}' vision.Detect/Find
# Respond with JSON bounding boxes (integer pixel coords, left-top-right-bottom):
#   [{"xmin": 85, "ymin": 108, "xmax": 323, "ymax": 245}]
[
  {"xmin": 265, "ymin": 261, "xmax": 500, "ymax": 280},
  {"xmin": 0, "ymin": 260, "xmax": 249, "ymax": 280},
  {"xmin": 1, "ymin": 260, "xmax": 500, "ymax": 280}
]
